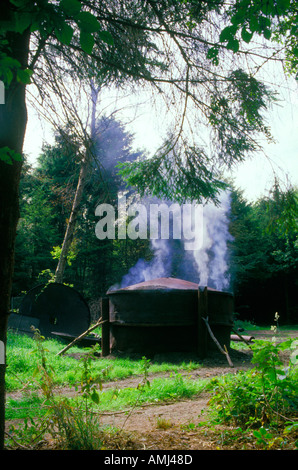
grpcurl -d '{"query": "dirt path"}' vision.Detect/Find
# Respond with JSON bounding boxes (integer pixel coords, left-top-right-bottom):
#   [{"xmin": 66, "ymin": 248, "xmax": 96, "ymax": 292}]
[
  {"xmin": 95, "ymin": 329, "xmax": 297, "ymax": 450},
  {"xmin": 57, "ymin": 348, "xmax": 255, "ymax": 449},
  {"xmin": 6, "ymin": 329, "xmax": 297, "ymax": 450}
]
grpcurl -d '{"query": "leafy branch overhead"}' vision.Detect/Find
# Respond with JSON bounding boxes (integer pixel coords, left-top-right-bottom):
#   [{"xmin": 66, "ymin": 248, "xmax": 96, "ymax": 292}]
[
  {"xmin": 207, "ymin": 0, "xmax": 298, "ymax": 77},
  {"xmin": 1, "ymin": 0, "xmax": 114, "ymax": 51},
  {"xmin": 0, "ymin": 0, "xmax": 295, "ymax": 202},
  {"xmin": 0, "ymin": 0, "xmax": 113, "ymax": 88}
]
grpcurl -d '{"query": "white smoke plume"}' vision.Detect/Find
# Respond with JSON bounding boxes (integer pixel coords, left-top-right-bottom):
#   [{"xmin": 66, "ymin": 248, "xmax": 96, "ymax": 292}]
[
  {"xmin": 118, "ymin": 190, "xmax": 233, "ymax": 292},
  {"xmin": 190, "ymin": 190, "xmax": 233, "ymax": 291}
]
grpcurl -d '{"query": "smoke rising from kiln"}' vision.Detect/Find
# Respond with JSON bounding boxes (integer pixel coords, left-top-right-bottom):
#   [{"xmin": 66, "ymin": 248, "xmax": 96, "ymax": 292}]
[
  {"xmin": 190, "ymin": 190, "xmax": 233, "ymax": 291},
  {"xmin": 118, "ymin": 190, "xmax": 233, "ymax": 292}
]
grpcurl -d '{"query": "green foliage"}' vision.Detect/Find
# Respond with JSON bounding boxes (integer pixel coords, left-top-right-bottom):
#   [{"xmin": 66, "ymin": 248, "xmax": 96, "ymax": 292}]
[
  {"xmin": 79, "ymin": 373, "xmax": 206, "ymax": 413},
  {"xmin": 1, "ymin": 0, "xmax": 113, "ymax": 49},
  {"xmin": 46, "ymin": 398, "xmax": 104, "ymax": 450},
  {"xmin": 78, "ymin": 345, "xmax": 104, "ymax": 407},
  {"xmin": 13, "ymin": 118, "xmax": 148, "ymax": 298},
  {"xmin": 0, "ymin": 146, "xmax": 23, "ymax": 165},
  {"xmin": 262, "ymin": 180, "xmax": 298, "ymax": 236},
  {"xmin": 31, "ymin": 328, "xmax": 55, "ymax": 399},
  {"xmin": 5, "ymin": 330, "xmax": 206, "ymax": 449},
  {"xmin": 208, "ymin": 69, "xmax": 275, "ymax": 164},
  {"xmin": 208, "ymin": 335, "xmax": 298, "ymax": 448},
  {"xmin": 5, "ymin": 327, "xmax": 298, "ymax": 449},
  {"xmin": 5, "ymin": 330, "xmax": 202, "ymax": 393},
  {"xmin": 229, "ymin": 183, "xmax": 298, "ymax": 323},
  {"xmin": 213, "ymin": 0, "xmax": 298, "ymax": 77},
  {"xmin": 51, "ymin": 243, "xmax": 78, "ymax": 267},
  {"xmin": 6, "ymin": 331, "xmax": 81, "ymax": 391},
  {"xmin": 8, "ymin": 330, "xmax": 106, "ymax": 449},
  {"xmin": 0, "ymin": 0, "xmax": 113, "ymax": 110},
  {"xmin": 0, "ymin": 54, "xmax": 32, "ymax": 86},
  {"xmin": 118, "ymin": 139, "xmax": 228, "ymax": 204}
]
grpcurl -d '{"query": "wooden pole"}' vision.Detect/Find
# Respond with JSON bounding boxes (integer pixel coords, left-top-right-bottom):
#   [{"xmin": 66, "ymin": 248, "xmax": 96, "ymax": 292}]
[
  {"xmin": 231, "ymin": 328, "xmax": 254, "ymax": 347},
  {"xmin": 202, "ymin": 317, "xmax": 234, "ymax": 367},
  {"xmin": 101, "ymin": 297, "xmax": 110, "ymax": 357},
  {"xmin": 197, "ymin": 287, "xmax": 208, "ymax": 358},
  {"xmin": 56, "ymin": 318, "xmax": 104, "ymax": 356}
]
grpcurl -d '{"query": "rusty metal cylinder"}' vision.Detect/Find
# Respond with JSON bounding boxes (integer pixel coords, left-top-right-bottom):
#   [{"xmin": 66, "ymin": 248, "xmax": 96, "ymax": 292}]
[{"xmin": 106, "ymin": 278, "xmax": 234, "ymax": 356}]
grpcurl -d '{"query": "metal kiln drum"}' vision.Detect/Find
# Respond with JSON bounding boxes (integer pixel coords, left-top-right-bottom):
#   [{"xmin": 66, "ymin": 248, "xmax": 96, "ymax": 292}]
[
  {"xmin": 13, "ymin": 283, "xmax": 91, "ymax": 338},
  {"xmin": 108, "ymin": 288, "xmax": 198, "ymax": 354},
  {"xmin": 107, "ymin": 278, "xmax": 234, "ymax": 355}
]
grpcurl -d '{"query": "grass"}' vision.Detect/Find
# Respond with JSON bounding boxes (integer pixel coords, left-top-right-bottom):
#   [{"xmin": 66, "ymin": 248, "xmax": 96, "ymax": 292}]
[
  {"xmin": 92, "ymin": 373, "xmax": 207, "ymax": 412},
  {"xmin": 6, "ymin": 333, "xmax": 82, "ymax": 390},
  {"xmin": 6, "ymin": 373, "xmax": 207, "ymax": 420},
  {"xmin": 5, "ymin": 330, "xmax": 206, "ymax": 422},
  {"xmin": 5, "ymin": 325, "xmax": 298, "ymax": 450},
  {"xmin": 6, "ymin": 393, "xmax": 46, "ymax": 420},
  {"xmin": 6, "ymin": 330, "xmax": 202, "ymax": 392}
]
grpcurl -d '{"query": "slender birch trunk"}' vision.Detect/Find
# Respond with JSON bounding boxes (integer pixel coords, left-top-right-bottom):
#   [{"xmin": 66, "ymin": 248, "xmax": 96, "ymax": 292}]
[{"xmin": 54, "ymin": 82, "xmax": 100, "ymax": 283}]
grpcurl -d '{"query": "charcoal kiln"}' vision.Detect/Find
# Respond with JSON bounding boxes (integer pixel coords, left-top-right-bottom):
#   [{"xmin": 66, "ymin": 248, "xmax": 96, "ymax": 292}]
[
  {"xmin": 105, "ymin": 277, "xmax": 234, "ymax": 357},
  {"xmin": 9, "ymin": 283, "xmax": 90, "ymax": 339}
]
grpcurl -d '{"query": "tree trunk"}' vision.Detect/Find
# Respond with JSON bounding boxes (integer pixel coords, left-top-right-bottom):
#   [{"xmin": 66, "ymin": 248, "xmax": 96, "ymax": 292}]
[
  {"xmin": 0, "ymin": 23, "xmax": 30, "ymax": 449},
  {"xmin": 54, "ymin": 151, "xmax": 92, "ymax": 283},
  {"xmin": 54, "ymin": 82, "xmax": 100, "ymax": 284}
]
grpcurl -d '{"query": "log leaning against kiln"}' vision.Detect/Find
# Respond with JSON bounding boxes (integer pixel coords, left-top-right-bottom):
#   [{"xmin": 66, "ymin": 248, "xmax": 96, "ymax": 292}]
[{"xmin": 103, "ymin": 277, "xmax": 234, "ymax": 357}]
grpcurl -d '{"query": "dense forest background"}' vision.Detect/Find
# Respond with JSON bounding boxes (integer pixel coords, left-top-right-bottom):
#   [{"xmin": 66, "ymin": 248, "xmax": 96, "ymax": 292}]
[{"xmin": 12, "ymin": 116, "xmax": 298, "ymax": 326}]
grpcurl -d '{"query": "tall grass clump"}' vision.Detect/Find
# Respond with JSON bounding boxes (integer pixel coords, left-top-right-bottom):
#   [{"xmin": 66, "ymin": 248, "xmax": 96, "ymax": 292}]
[
  {"xmin": 207, "ymin": 335, "xmax": 298, "ymax": 448},
  {"xmin": 6, "ymin": 330, "xmax": 83, "ymax": 390},
  {"xmin": 6, "ymin": 329, "xmax": 109, "ymax": 450}
]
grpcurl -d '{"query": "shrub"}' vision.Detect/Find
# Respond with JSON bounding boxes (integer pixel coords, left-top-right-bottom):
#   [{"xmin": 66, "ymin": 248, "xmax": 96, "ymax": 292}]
[{"xmin": 208, "ymin": 337, "xmax": 298, "ymax": 446}]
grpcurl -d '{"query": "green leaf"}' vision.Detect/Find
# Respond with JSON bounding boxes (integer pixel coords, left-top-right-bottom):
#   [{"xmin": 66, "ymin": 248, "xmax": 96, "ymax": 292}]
[
  {"xmin": 55, "ymin": 23, "xmax": 74, "ymax": 45},
  {"xmin": 60, "ymin": 0, "xmax": 81, "ymax": 16},
  {"xmin": 227, "ymin": 38, "xmax": 239, "ymax": 52},
  {"xmin": 290, "ymin": 348, "xmax": 298, "ymax": 365},
  {"xmin": 276, "ymin": 0, "xmax": 291, "ymax": 14},
  {"xmin": 17, "ymin": 68, "xmax": 33, "ymax": 84},
  {"xmin": 80, "ymin": 30, "xmax": 94, "ymax": 54},
  {"xmin": 77, "ymin": 11, "xmax": 101, "ymax": 33},
  {"xmin": 13, "ymin": 12, "xmax": 32, "ymax": 34},
  {"xmin": 91, "ymin": 389, "xmax": 100, "ymax": 404},
  {"xmin": 241, "ymin": 27, "xmax": 253, "ymax": 43},
  {"xmin": 0, "ymin": 56, "xmax": 21, "ymax": 69},
  {"xmin": 219, "ymin": 25, "xmax": 237, "ymax": 43},
  {"xmin": 206, "ymin": 46, "xmax": 219, "ymax": 65},
  {"xmin": 0, "ymin": 153, "xmax": 13, "ymax": 165},
  {"xmin": 3, "ymin": 68, "xmax": 13, "ymax": 86},
  {"xmin": 249, "ymin": 16, "xmax": 259, "ymax": 33},
  {"xmin": 0, "ymin": 147, "xmax": 23, "ymax": 165},
  {"xmin": 263, "ymin": 28, "xmax": 272, "ymax": 40},
  {"xmin": 98, "ymin": 30, "xmax": 114, "ymax": 46}
]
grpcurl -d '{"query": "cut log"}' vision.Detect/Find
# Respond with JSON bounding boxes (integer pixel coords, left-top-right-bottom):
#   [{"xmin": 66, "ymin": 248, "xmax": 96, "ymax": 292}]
[
  {"xmin": 56, "ymin": 317, "xmax": 106, "ymax": 356},
  {"xmin": 231, "ymin": 334, "xmax": 255, "ymax": 343}
]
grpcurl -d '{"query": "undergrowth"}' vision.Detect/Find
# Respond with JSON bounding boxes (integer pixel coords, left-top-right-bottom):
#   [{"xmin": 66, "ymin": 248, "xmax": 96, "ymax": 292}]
[
  {"xmin": 5, "ymin": 330, "xmax": 201, "ymax": 392},
  {"xmin": 5, "ymin": 321, "xmax": 298, "ymax": 450},
  {"xmin": 207, "ymin": 328, "xmax": 298, "ymax": 449},
  {"xmin": 5, "ymin": 329, "xmax": 207, "ymax": 449}
]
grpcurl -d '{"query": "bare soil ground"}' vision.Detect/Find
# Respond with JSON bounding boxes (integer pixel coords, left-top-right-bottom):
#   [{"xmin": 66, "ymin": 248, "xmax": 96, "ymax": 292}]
[{"xmin": 6, "ymin": 329, "xmax": 298, "ymax": 451}]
